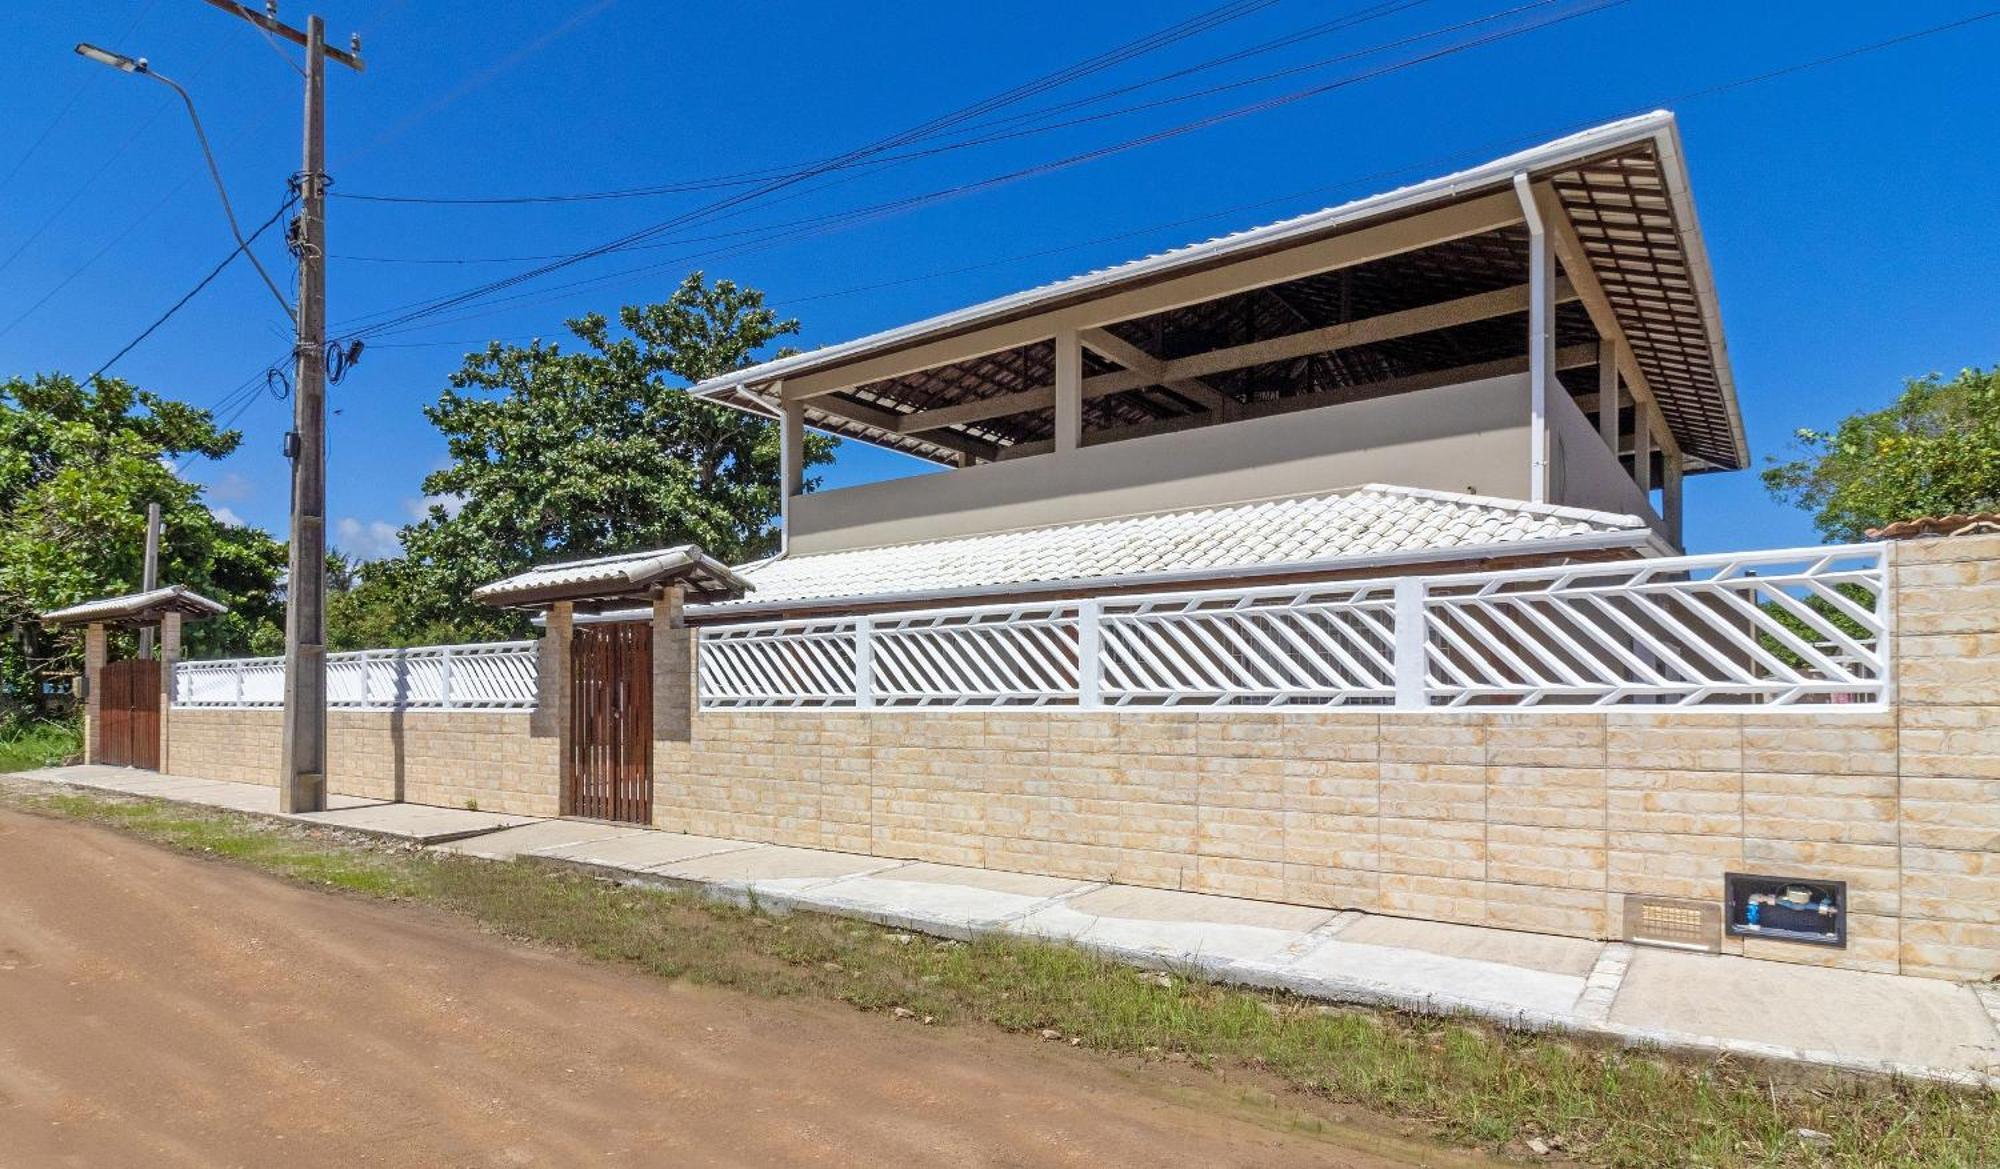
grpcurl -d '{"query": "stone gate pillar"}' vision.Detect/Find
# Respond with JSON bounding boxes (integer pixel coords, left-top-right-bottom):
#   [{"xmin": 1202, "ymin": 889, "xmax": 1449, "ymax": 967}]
[
  {"xmin": 81, "ymin": 622, "xmax": 108, "ymax": 765},
  {"xmin": 158, "ymin": 610, "xmax": 182, "ymax": 772},
  {"xmin": 652, "ymin": 585, "xmax": 693, "ymax": 743}
]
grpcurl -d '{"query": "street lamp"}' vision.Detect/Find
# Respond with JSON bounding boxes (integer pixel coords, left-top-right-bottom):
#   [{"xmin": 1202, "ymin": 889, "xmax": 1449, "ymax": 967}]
[
  {"xmin": 74, "ymin": 43, "xmax": 147, "ymax": 73},
  {"xmin": 72, "ymin": 42, "xmax": 291, "ymax": 315}
]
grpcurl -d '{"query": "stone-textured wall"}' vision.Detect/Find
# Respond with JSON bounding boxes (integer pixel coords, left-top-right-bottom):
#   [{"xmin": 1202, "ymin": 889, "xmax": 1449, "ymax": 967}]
[
  {"xmin": 166, "ymin": 708, "xmax": 558, "ymax": 817},
  {"xmin": 158, "ymin": 532, "xmax": 1999, "ymax": 981},
  {"xmin": 650, "ymin": 533, "xmax": 2000, "ymax": 981}
]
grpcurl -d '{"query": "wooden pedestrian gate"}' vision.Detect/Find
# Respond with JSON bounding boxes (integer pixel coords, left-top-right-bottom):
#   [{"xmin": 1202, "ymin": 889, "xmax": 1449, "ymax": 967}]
[
  {"xmin": 568, "ymin": 622, "xmax": 653, "ymax": 823},
  {"xmin": 99, "ymin": 658, "xmax": 161, "ymax": 770}
]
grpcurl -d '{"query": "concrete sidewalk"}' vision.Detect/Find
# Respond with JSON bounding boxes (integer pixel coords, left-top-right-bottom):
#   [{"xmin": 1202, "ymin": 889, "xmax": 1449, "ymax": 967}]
[
  {"xmin": 26, "ymin": 764, "xmax": 537, "ymax": 844},
  {"xmin": 16, "ymin": 764, "xmax": 2000, "ymax": 1086}
]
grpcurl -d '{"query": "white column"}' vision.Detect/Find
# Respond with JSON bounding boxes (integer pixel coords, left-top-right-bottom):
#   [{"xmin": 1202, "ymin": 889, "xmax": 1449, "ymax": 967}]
[
  {"xmin": 1597, "ymin": 337, "xmax": 1620, "ymax": 454},
  {"xmin": 1514, "ymin": 174, "xmax": 1553, "ymax": 504},
  {"xmin": 1392, "ymin": 578, "xmax": 1428, "ymax": 711},
  {"xmin": 1053, "ymin": 328, "xmax": 1082, "ymax": 454},
  {"xmin": 1075, "ymin": 599, "xmax": 1101, "ymax": 707}
]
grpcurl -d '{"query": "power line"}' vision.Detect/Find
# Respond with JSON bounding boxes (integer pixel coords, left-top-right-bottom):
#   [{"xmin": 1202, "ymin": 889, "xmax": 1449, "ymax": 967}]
[
  {"xmin": 341, "ymin": 0, "xmax": 1626, "ymax": 342},
  {"xmin": 329, "ymin": 0, "xmax": 1287, "ymax": 340},
  {"xmin": 351, "ymin": 8, "xmax": 2000, "ymax": 355},
  {"xmin": 0, "ymin": 0, "xmax": 163, "ymax": 190},
  {"xmin": 330, "ymin": 0, "xmax": 1439, "ymax": 208},
  {"xmin": 86, "ymin": 196, "xmax": 298, "ymax": 383}
]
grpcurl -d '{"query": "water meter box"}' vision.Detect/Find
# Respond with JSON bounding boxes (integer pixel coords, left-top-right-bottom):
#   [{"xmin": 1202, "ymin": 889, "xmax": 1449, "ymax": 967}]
[{"xmin": 1723, "ymin": 873, "xmax": 1846, "ymax": 947}]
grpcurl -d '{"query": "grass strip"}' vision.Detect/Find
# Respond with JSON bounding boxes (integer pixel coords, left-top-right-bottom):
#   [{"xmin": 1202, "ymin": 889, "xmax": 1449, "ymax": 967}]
[
  {"xmin": 0, "ymin": 721, "xmax": 79, "ymax": 773},
  {"xmin": 5, "ymin": 783, "xmax": 1995, "ymax": 1168}
]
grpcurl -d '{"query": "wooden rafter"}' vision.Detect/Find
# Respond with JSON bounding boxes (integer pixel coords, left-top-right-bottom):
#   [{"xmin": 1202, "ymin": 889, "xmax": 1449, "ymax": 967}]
[{"xmin": 889, "ymin": 278, "xmax": 1577, "ymax": 436}]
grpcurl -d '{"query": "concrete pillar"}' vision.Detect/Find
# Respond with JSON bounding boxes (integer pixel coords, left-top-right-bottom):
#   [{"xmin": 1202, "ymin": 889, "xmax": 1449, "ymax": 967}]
[
  {"xmin": 535, "ymin": 602, "xmax": 575, "ymax": 813},
  {"xmin": 1663, "ymin": 459, "xmax": 1684, "ymax": 548},
  {"xmin": 1053, "ymin": 328, "xmax": 1082, "ymax": 454},
  {"xmin": 1597, "ymin": 337, "xmax": 1620, "ymax": 454},
  {"xmin": 652, "ymin": 586, "xmax": 693, "ymax": 744},
  {"xmin": 81, "ymin": 622, "xmax": 108, "ymax": 765},
  {"xmin": 158, "ymin": 611, "xmax": 182, "ymax": 772}
]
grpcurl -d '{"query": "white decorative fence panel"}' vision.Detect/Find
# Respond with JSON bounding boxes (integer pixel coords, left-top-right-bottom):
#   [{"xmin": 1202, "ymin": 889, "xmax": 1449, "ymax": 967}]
[
  {"xmin": 696, "ymin": 543, "xmax": 1890, "ymax": 712},
  {"xmin": 174, "ymin": 640, "xmax": 538, "ymax": 711},
  {"xmin": 1413, "ymin": 546, "xmax": 1888, "ymax": 707}
]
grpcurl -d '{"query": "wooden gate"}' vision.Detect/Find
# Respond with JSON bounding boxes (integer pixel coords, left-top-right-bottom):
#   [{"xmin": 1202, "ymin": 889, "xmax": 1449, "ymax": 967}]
[
  {"xmin": 98, "ymin": 658, "xmax": 161, "ymax": 770},
  {"xmin": 568, "ymin": 622, "xmax": 653, "ymax": 822}
]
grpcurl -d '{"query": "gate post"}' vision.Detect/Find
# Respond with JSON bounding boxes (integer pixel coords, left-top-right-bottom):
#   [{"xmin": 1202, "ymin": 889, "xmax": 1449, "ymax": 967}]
[
  {"xmin": 82, "ymin": 622, "xmax": 109, "ymax": 765},
  {"xmin": 652, "ymin": 585, "xmax": 693, "ymax": 744},
  {"xmin": 532, "ymin": 601, "xmax": 576, "ymax": 813},
  {"xmin": 158, "ymin": 611, "xmax": 182, "ymax": 772}
]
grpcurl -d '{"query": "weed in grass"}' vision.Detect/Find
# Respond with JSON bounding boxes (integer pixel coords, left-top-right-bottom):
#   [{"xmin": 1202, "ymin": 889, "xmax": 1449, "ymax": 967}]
[
  {"xmin": 0, "ymin": 721, "xmax": 80, "ymax": 772},
  {"xmin": 4, "ymin": 782, "xmax": 1996, "ymax": 1169}
]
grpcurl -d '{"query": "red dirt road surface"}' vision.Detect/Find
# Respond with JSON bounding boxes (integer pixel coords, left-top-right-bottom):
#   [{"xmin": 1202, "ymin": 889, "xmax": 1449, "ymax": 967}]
[{"xmin": 0, "ymin": 809, "xmax": 1460, "ymax": 1168}]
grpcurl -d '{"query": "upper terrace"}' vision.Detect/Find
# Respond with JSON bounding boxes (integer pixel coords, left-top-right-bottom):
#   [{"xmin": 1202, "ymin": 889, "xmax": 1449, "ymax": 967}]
[{"xmin": 693, "ymin": 111, "xmax": 1745, "ymax": 558}]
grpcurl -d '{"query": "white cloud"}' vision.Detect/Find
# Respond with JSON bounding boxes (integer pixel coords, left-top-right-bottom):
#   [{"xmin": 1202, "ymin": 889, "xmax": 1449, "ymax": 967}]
[
  {"xmin": 334, "ymin": 517, "xmax": 403, "ymax": 562},
  {"xmin": 404, "ymin": 493, "xmax": 466, "ymax": 521},
  {"xmin": 211, "ymin": 506, "xmax": 245, "ymax": 526},
  {"xmin": 208, "ymin": 471, "xmax": 256, "ymax": 503}
]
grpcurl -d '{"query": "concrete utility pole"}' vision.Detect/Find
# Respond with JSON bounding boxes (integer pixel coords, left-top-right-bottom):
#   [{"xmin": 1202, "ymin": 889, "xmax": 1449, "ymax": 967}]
[
  {"xmin": 138, "ymin": 503, "xmax": 161, "ymax": 659},
  {"xmin": 198, "ymin": 0, "xmax": 363, "ymax": 812}
]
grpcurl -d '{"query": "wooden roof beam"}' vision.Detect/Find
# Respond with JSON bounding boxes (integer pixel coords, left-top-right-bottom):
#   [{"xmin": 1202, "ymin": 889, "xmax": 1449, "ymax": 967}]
[
  {"xmin": 1077, "ymin": 327, "xmax": 1231, "ymax": 413},
  {"xmin": 778, "ymin": 189, "xmax": 1524, "ymax": 402},
  {"xmin": 895, "ymin": 277, "xmax": 1577, "ymax": 436},
  {"xmin": 1000, "ymin": 343, "xmax": 1600, "ymax": 459},
  {"xmin": 1530, "ymin": 181, "xmax": 1683, "ymax": 467}
]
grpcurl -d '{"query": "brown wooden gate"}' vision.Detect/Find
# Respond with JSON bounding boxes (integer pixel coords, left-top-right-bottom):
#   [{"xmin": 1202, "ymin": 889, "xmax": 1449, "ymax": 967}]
[
  {"xmin": 568, "ymin": 622, "xmax": 652, "ymax": 822},
  {"xmin": 98, "ymin": 658, "xmax": 161, "ymax": 770}
]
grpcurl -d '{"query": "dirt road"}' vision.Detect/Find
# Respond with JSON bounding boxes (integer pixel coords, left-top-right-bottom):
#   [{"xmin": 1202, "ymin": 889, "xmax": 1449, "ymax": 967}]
[{"xmin": 0, "ymin": 809, "xmax": 1465, "ymax": 1168}]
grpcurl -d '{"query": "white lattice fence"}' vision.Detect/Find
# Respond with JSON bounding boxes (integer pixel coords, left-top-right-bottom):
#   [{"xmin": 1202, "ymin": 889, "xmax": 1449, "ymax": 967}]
[
  {"xmin": 1414, "ymin": 545, "xmax": 1887, "ymax": 707},
  {"xmin": 694, "ymin": 543, "xmax": 1891, "ymax": 712},
  {"xmin": 1098, "ymin": 582, "xmax": 1398, "ymax": 706},
  {"xmin": 174, "ymin": 640, "xmax": 538, "ymax": 710}
]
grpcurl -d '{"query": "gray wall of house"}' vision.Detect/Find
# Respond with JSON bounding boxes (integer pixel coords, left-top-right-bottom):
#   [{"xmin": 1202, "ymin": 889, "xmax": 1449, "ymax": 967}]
[
  {"xmin": 791, "ymin": 372, "xmax": 1543, "ymax": 554},
  {"xmin": 1549, "ymin": 383, "xmax": 1664, "ymax": 536}
]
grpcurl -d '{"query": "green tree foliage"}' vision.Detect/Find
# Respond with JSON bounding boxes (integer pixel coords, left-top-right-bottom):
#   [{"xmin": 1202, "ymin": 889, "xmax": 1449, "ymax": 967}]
[
  {"xmin": 0, "ymin": 373, "xmax": 285, "ymax": 723},
  {"xmin": 334, "ymin": 274, "xmax": 834, "ymax": 645},
  {"xmin": 1763, "ymin": 366, "xmax": 2000, "ymax": 541}
]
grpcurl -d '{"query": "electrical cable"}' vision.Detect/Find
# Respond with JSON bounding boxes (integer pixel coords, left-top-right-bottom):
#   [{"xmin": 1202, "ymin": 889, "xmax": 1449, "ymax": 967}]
[
  {"xmin": 340, "ymin": 0, "xmax": 1625, "ymax": 343},
  {"xmin": 326, "ymin": 0, "xmax": 1288, "ymax": 340},
  {"xmin": 86, "ymin": 196, "xmax": 297, "ymax": 383}
]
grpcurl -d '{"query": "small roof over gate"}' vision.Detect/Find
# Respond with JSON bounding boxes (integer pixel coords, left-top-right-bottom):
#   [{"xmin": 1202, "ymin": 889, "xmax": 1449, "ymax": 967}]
[
  {"xmin": 472, "ymin": 546, "xmax": 753, "ymax": 611},
  {"xmin": 41, "ymin": 585, "xmax": 229, "ymax": 628}
]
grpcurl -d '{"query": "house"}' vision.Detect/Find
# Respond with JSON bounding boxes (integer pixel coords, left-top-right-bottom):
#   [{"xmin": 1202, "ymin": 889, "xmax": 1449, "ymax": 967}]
[
  {"xmin": 152, "ymin": 111, "xmax": 2000, "ymax": 982},
  {"xmin": 684, "ymin": 109, "xmax": 1740, "ymax": 623}
]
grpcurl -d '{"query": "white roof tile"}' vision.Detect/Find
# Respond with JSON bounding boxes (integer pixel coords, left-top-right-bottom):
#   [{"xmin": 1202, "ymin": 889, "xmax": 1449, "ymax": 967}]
[{"xmin": 700, "ymin": 485, "xmax": 1649, "ymax": 615}]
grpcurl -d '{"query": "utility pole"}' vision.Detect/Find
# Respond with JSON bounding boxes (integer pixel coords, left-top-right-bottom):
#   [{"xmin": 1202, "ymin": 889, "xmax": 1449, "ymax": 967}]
[
  {"xmin": 198, "ymin": 0, "xmax": 363, "ymax": 812},
  {"xmin": 138, "ymin": 502, "xmax": 161, "ymax": 659}
]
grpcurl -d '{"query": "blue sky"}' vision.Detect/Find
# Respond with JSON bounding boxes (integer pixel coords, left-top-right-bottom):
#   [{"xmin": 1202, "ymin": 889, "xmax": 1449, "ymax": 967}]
[{"xmin": 3, "ymin": 1, "xmax": 1996, "ymax": 560}]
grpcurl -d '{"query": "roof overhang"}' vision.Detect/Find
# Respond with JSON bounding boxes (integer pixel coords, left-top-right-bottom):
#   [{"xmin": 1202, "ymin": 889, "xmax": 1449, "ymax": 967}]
[
  {"xmin": 41, "ymin": 585, "xmax": 229, "ymax": 628},
  {"xmin": 472, "ymin": 546, "xmax": 754, "ymax": 611},
  {"xmin": 691, "ymin": 111, "xmax": 1746, "ymax": 472}
]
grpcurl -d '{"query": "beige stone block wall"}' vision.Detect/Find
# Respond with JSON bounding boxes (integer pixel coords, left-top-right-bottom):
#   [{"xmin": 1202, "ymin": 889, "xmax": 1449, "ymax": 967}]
[
  {"xmin": 652, "ymin": 534, "xmax": 2000, "ymax": 982},
  {"xmin": 165, "ymin": 708, "xmax": 558, "ymax": 817},
  {"xmin": 1892, "ymin": 532, "xmax": 2000, "ymax": 979}
]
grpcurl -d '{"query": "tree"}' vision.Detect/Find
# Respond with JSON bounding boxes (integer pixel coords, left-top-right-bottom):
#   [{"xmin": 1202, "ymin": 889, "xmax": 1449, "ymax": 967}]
[
  {"xmin": 0, "ymin": 373, "xmax": 285, "ymax": 724},
  {"xmin": 345, "ymin": 273, "xmax": 834, "ymax": 644},
  {"xmin": 1763, "ymin": 366, "xmax": 2000, "ymax": 541}
]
